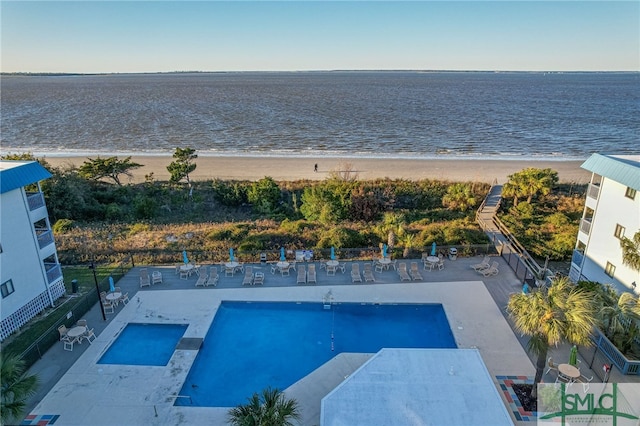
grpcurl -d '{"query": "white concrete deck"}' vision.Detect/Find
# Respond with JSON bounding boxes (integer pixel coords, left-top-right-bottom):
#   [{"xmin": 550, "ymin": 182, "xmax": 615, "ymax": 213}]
[{"xmin": 31, "ymin": 280, "xmax": 534, "ymax": 425}]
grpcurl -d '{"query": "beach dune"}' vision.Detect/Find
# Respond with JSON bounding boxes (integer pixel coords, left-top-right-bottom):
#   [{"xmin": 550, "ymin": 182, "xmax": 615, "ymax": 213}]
[{"xmin": 43, "ymin": 155, "xmax": 591, "ymax": 184}]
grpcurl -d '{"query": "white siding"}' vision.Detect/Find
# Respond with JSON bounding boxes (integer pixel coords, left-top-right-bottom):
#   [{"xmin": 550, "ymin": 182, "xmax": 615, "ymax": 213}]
[
  {"xmin": 0, "ymin": 188, "xmax": 49, "ymax": 319},
  {"xmin": 581, "ymin": 177, "xmax": 640, "ymax": 292}
]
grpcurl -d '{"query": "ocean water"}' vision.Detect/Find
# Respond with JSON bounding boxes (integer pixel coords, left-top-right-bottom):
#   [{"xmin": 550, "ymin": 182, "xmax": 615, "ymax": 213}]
[{"xmin": 1, "ymin": 71, "xmax": 638, "ymax": 160}]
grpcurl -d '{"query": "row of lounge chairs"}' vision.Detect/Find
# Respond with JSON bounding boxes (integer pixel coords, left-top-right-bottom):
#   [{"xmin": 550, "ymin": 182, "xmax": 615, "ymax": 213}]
[
  {"xmin": 297, "ymin": 264, "xmax": 317, "ymax": 284},
  {"xmin": 471, "ymin": 256, "xmax": 499, "ymax": 277}
]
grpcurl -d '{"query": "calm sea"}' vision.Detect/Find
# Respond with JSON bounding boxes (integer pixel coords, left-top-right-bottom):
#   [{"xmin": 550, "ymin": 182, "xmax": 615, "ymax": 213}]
[{"xmin": 1, "ymin": 71, "xmax": 638, "ymax": 160}]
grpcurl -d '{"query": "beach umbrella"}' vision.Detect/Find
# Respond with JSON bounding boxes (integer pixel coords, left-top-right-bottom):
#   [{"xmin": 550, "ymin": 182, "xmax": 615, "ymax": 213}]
[
  {"xmin": 109, "ymin": 276, "xmax": 115, "ymax": 293},
  {"xmin": 230, "ymin": 248, "xmax": 235, "ymax": 262},
  {"xmin": 280, "ymin": 247, "xmax": 286, "ymax": 262},
  {"xmin": 330, "ymin": 247, "xmax": 336, "ymax": 260},
  {"xmin": 431, "ymin": 242, "xmax": 437, "ymax": 256},
  {"xmin": 569, "ymin": 345, "xmax": 578, "ymax": 366},
  {"xmin": 382, "ymin": 244, "xmax": 387, "ymax": 258},
  {"xmin": 182, "ymin": 250, "xmax": 189, "ymax": 264}
]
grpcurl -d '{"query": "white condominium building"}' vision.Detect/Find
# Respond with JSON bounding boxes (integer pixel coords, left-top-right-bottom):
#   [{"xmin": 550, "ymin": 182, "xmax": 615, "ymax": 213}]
[
  {"xmin": 570, "ymin": 154, "xmax": 640, "ymax": 294},
  {"xmin": 0, "ymin": 161, "xmax": 65, "ymax": 341}
]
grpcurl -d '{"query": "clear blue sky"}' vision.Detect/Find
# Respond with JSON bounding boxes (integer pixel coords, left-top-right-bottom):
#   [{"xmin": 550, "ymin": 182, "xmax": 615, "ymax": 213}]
[{"xmin": 2, "ymin": 1, "xmax": 638, "ymax": 73}]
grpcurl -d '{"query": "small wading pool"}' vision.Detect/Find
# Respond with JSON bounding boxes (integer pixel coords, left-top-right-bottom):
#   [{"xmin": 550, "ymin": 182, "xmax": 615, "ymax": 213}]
[
  {"xmin": 98, "ymin": 323, "xmax": 188, "ymax": 366},
  {"xmin": 177, "ymin": 301, "xmax": 456, "ymax": 407}
]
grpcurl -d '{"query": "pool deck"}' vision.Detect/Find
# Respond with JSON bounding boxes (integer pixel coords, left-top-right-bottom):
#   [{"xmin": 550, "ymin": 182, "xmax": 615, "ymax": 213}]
[{"xmin": 22, "ymin": 256, "xmax": 640, "ymax": 425}]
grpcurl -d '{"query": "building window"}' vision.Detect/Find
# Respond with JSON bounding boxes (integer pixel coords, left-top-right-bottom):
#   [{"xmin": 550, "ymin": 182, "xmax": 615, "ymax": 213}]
[
  {"xmin": 626, "ymin": 187, "xmax": 637, "ymax": 200},
  {"xmin": 605, "ymin": 262, "xmax": 616, "ymax": 278},
  {"xmin": 1, "ymin": 279, "xmax": 15, "ymax": 298},
  {"xmin": 614, "ymin": 224, "xmax": 626, "ymax": 239}
]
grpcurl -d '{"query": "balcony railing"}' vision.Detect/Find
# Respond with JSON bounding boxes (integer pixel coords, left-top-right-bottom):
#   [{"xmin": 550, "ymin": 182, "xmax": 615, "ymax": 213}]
[
  {"xmin": 571, "ymin": 249, "xmax": 585, "ymax": 268},
  {"xmin": 587, "ymin": 183, "xmax": 601, "ymax": 200},
  {"xmin": 26, "ymin": 192, "xmax": 45, "ymax": 211},
  {"xmin": 580, "ymin": 218, "xmax": 592, "ymax": 235},
  {"xmin": 36, "ymin": 229, "xmax": 54, "ymax": 249},
  {"xmin": 45, "ymin": 263, "xmax": 62, "ymax": 283}
]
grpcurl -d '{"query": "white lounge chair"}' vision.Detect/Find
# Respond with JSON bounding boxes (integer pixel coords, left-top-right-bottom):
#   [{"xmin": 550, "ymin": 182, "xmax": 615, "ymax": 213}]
[
  {"xmin": 195, "ymin": 274, "xmax": 208, "ymax": 287},
  {"xmin": 409, "ymin": 262, "xmax": 422, "ymax": 280},
  {"xmin": 363, "ymin": 263, "xmax": 375, "ymax": 282},
  {"xmin": 140, "ymin": 268, "xmax": 151, "ymax": 287},
  {"xmin": 351, "ymin": 263, "xmax": 362, "ymax": 283},
  {"xmin": 481, "ymin": 262, "xmax": 499, "ymax": 277},
  {"xmin": 471, "ymin": 256, "xmax": 491, "ymax": 271},
  {"xmin": 297, "ymin": 265, "xmax": 307, "ymax": 284},
  {"xmin": 206, "ymin": 267, "xmax": 219, "ymax": 286},
  {"xmin": 307, "ymin": 264, "xmax": 317, "ymax": 284},
  {"xmin": 398, "ymin": 262, "xmax": 411, "ymax": 281}
]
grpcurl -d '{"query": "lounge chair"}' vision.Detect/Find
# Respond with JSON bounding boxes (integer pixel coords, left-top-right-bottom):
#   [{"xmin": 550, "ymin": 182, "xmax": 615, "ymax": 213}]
[
  {"xmin": 363, "ymin": 263, "xmax": 375, "ymax": 282},
  {"xmin": 196, "ymin": 274, "xmax": 208, "ymax": 287},
  {"xmin": 351, "ymin": 263, "xmax": 362, "ymax": 283},
  {"xmin": 409, "ymin": 262, "xmax": 422, "ymax": 280},
  {"xmin": 481, "ymin": 262, "xmax": 499, "ymax": 277},
  {"xmin": 471, "ymin": 256, "xmax": 491, "ymax": 271},
  {"xmin": 206, "ymin": 267, "xmax": 219, "ymax": 286},
  {"xmin": 253, "ymin": 272, "xmax": 264, "ymax": 285},
  {"xmin": 140, "ymin": 268, "xmax": 151, "ymax": 287},
  {"xmin": 397, "ymin": 262, "xmax": 411, "ymax": 281},
  {"xmin": 307, "ymin": 264, "xmax": 317, "ymax": 284},
  {"xmin": 242, "ymin": 267, "xmax": 253, "ymax": 286},
  {"xmin": 297, "ymin": 265, "xmax": 307, "ymax": 284}
]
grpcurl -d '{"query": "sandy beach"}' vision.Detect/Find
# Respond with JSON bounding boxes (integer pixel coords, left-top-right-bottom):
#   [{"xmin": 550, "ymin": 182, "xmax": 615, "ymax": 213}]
[{"xmin": 42, "ymin": 155, "xmax": 592, "ymax": 184}]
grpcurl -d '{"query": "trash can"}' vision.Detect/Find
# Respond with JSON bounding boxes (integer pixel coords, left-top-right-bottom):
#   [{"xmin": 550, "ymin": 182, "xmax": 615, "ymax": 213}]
[
  {"xmin": 260, "ymin": 253, "xmax": 267, "ymax": 264},
  {"xmin": 71, "ymin": 279, "xmax": 79, "ymax": 293},
  {"xmin": 448, "ymin": 247, "xmax": 458, "ymax": 261}
]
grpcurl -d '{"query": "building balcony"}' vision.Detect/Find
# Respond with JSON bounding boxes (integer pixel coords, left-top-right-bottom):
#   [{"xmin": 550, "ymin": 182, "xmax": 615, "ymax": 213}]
[
  {"xmin": 587, "ymin": 183, "xmax": 600, "ymax": 200},
  {"xmin": 36, "ymin": 229, "xmax": 54, "ymax": 249},
  {"xmin": 571, "ymin": 249, "xmax": 585, "ymax": 268},
  {"xmin": 45, "ymin": 263, "xmax": 62, "ymax": 284},
  {"xmin": 26, "ymin": 192, "xmax": 46, "ymax": 210},
  {"xmin": 579, "ymin": 218, "xmax": 592, "ymax": 235}
]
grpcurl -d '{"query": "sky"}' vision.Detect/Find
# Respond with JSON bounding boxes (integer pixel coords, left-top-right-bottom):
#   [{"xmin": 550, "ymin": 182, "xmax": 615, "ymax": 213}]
[{"xmin": 1, "ymin": 1, "xmax": 638, "ymax": 73}]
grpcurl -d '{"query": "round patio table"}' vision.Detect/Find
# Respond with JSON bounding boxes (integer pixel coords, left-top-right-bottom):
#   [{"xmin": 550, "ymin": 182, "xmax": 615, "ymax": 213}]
[
  {"xmin": 558, "ymin": 363, "xmax": 580, "ymax": 380},
  {"xmin": 326, "ymin": 260, "xmax": 339, "ymax": 267},
  {"xmin": 66, "ymin": 326, "xmax": 87, "ymax": 339}
]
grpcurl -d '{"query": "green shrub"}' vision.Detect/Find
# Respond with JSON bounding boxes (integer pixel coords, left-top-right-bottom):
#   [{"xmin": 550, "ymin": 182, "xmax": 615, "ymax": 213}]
[
  {"xmin": 134, "ymin": 196, "xmax": 157, "ymax": 219},
  {"xmin": 52, "ymin": 218, "xmax": 74, "ymax": 233}
]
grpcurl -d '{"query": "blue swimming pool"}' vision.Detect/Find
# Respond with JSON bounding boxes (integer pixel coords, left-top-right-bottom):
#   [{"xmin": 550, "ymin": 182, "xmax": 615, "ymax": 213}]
[
  {"xmin": 176, "ymin": 301, "xmax": 456, "ymax": 407},
  {"xmin": 98, "ymin": 323, "xmax": 188, "ymax": 366}
]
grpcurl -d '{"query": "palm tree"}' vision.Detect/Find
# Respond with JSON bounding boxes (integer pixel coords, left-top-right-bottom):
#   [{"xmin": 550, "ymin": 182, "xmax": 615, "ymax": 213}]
[
  {"xmin": 227, "ymin": 387, "xmax": 300, "ymax": 426},
  {"xmin": 1, "ymin": 353, "xmax": 39, "ymax": 425},
  {"xmin": 620, "ymin": 230, "xmax": 640, "ymax": 272},
  {"xmin": 502, "ymin": 168, "xmax": 558, "ymax": 206},
  {"xmin": 442, "ymin": 183, "xmax": 476, "ymax": 211},
  {"xmin": 507, "ymin": 277, "xmax": 596, "ymax": 397}
]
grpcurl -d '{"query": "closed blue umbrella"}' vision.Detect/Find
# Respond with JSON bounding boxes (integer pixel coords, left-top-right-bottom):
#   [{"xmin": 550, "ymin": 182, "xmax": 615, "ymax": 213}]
[
  {"xmin": 330, "ymin": 247, "xmax": 335, "ymax": 260},
  {"xmin": 280, "ymin": 247, "xmax": 286, "ymax": 262},
  {"xmin": 382, "ymin": 244, "xmax": 387, "ymax": 258},
  {"xmin": 109, "ymin": 276, "xmax": 115, "ymax": 292},
  {"xmin": 182, "ymin": 250, "xmax": 189, "ymax": 264},
  {"xmin": 431, "ymin": 242, "xmax": 437, "ymax": 256},
  {"xmin": 230, "ymin": 248, "xmax": 235, "ymax": 262}
]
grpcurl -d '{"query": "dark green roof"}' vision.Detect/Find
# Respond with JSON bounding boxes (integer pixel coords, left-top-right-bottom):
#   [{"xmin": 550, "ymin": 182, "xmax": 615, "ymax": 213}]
[{"xmin": 581, "ymin": 154, "xmax": 640, "ymax": 191}]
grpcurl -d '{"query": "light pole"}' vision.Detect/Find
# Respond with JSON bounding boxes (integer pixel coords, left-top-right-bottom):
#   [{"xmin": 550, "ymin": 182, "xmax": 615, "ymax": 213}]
[{"xmin": 90, "ymin": 259, "xmax": 107, "ymax": 321}]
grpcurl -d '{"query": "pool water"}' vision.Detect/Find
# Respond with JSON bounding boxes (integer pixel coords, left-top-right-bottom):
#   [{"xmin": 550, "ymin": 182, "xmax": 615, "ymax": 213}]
[
  {"xmin": 98, "ymin": 323, "xmax": 188, "ymax": 366},
  {"xmin": 176, "ymin": 301, "xmax": 456, "ymax": 407}
]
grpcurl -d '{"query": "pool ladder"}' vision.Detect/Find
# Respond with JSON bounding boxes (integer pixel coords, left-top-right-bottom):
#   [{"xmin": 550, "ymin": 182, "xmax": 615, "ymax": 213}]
[{"xmin": 323, "ymin": 289, "xmax": 333, "ymax": 309}]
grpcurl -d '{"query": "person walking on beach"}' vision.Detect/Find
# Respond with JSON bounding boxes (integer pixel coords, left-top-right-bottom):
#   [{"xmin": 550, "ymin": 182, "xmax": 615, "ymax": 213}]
[{"xmin": 314, "ymin": 163, "xmax": 318, "ymax": 172}]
